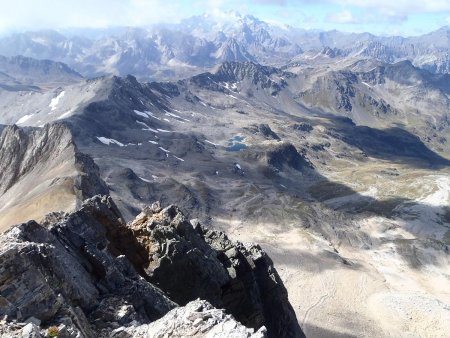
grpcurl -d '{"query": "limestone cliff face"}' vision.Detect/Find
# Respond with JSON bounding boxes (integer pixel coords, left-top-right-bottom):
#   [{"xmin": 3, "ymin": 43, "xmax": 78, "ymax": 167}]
[
  {"xmin": 0, "ymin": 123, "xmax": 108, "ymax": 231},
  {"xmin": 0, "ymin": 196, "xmax": 305, "ymax": 338}
]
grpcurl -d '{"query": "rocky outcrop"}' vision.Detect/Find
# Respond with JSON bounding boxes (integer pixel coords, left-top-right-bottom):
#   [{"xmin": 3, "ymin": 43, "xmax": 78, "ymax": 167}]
[
  {"xmin": 215, "ymin": 39, "xmax": 256, "ymax": 63},
  {"xmin": 128, "ymin": 203, "xmax": 304, "ymax": 337},
  {"xmin": 74, "ymin": 151, "xmax": 109, "ymax": 200},
  {"xmin": 124, "ymin": 299, "xmax": 267, "ymax": 337},
  {"xmin": 0, "ymin": 124, "xmax": 70, "ymax": 195},
  {"xmin": 242, "ymin": 141, "xmax": 312, "ymax": 173},
  {"xmin": 291, "ymin": 123, "xmax": 313, "ymax": 133},
  {"xmin": 246, "ymin": 124, "xmax": 281, "ymax": 140},
  {"xmin": 190, "ymin": 61, "xmax": 292, "ymax": 96},
  {"xmin": 0, "ymin": 123, "xmax": 108, "ymax": 230},
  {"xmin": 0, "ymin": 196, "xmax": 304, "ymax": 337},
  {"xmin": 0, "ymin": 196, "xmax": 175, "ymax": 337},
  {"xmin": 0, "ymin": 300, "xmax": 267, "ymax": 338}
]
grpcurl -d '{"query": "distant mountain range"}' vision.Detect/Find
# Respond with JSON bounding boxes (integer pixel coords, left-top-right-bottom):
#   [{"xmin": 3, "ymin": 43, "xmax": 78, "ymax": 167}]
[{"xmin": 0, "ymin": 13, "xmax": 448, "ymax": 80}]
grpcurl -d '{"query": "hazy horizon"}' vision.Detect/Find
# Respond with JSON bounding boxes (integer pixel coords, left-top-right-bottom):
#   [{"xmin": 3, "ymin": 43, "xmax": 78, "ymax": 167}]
[{"xmin": 0, "ymin": 0, "xmax": 449, "ymax": 38}]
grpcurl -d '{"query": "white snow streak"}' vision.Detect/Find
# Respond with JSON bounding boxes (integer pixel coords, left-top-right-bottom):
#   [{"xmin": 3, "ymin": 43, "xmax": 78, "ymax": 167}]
[
  {"xmin": 205, "ymin": 140, "xmax": 219, "ymax": 146},
  {"xmin": 57, "ymin": 109, "xmax": 73, "ymax": 120},
  {"xmin": 168, "ymin": 110, "xmax": 191, "ymax": 122},
  {"xmin": 96, "ymin": 137, "xmax": 124, "ymax": 147},
  {"xmin": 134, "ymin": 110, "xmax": 148, "ymax": 118},
  {"xmin": 146, "ymin": 111, "xmax": 161, "ymax": 120},
  {"xmin": 49, "ymin": 91, "xmax": 65, "ymax": 111},
  {"xmin": 16, "ymin": 114, "xmax": 33, "ymax": 124},
  {"xmin": 158, "ymin": 147, "xmax": 170, "ymax": 153},
  {"xmin": 173, "ymin": 155, "xmax": 185, "ymax": 162},
  {"xmin": 136, "ymin": 120, "xmax": 159, "ymax": 133}
]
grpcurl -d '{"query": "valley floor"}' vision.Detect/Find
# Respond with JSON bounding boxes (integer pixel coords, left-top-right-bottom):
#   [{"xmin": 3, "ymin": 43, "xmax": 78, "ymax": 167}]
[{"xmin": 218, "ymin": 165, "xmax": 450, "ymax": 338}]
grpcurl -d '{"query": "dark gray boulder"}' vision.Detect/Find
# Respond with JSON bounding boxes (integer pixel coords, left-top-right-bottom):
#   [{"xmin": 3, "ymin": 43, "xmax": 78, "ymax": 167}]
[{"xmin": 128, "ymin": 202, "xmax": 305, "ymax": 338}]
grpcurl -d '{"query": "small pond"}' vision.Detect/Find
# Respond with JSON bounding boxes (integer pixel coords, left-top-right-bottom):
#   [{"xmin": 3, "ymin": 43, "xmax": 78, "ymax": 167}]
[{"xmin": 226, "ymin": 135, "xmax": 248, "ymax": 152}]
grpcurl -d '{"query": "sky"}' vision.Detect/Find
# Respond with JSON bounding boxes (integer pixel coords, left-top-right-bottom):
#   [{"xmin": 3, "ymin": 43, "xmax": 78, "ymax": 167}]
[{"xmin": 0, "ymin": 0, "xmax": 449, "ymax": 37}]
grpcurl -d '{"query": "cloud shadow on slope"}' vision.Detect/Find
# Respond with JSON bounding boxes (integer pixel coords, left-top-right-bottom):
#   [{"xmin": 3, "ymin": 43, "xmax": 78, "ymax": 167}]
[
  {"xmin": 326, "ymin": 124, "xmax": 450, "ymax": 169},
  {"xmin": 266, "ymin": 245, "xmax": 364, "ymax": 272},
  {"xmin": 304, "ymin": 177, "xmax": 450, "ymax": 268},
  {"xmin": 302, "ymin": 323, "xmax": 358, "ymax": 338}
]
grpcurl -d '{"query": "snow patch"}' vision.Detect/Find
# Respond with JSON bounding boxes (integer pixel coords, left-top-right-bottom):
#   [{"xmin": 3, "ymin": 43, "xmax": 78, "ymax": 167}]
[
  {"xmin": 167, "ymin": 111, "xmax": 190, "ymax": 122},
  {"xmin": 96, "ymin": 137, "xmax": 124, "ymax": 147},
  {"xmin": 136, "ymin": 120, "xmax": 159, "ymax": 133},
  {"xmin": 205, "ymin": 140, "xmax": 219, "ymax": 146},
  {"xmin": 226, "ymin": 94, "xmax": 240, "ymax": 100},
  {"xmin": 158, "ymin": 147, "xmax": 170, "ymax": 153},
  {"xmin": 173, "ymin": 155, "xmax": 185, "ymax": 162},
  {"xmin": 57, "ymin": 109, "xmax": 73, "ymax": 120},
  {"xmin": 49, "ymin": 91, "xmax": 65, "ymax": 111},
  {"xmin": 146, "ymin": 111, "xmax": 161, "ymax": 120},
  {"xmin": 16, "ymin": 114, "xmax": 33, "ymax": 124},
  {"xmin": 134, "ymin": 110, "xmax": 149, "ymax": 118}
]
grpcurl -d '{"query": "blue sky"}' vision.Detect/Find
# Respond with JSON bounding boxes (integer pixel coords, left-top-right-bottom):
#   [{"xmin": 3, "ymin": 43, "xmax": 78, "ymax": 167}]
[{"xmin": 0, "ymin": 0, "xmax": 449, "ymax": 36}]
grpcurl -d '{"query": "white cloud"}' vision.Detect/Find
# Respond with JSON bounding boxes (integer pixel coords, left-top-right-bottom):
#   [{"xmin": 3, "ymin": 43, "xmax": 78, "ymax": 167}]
[
  {"xmin": 326, "ymin": 8, "xmax": 407, "ymax": 25},
  {"xmin": 312, "ymin": 0, "xmax": 450, "ymax": 16},
  {"xmin": 0, "ymin": 0, "xmax": 447, "ymax": 36},
  {"xmin": 326, "ymin": 10, "xmax": 359, "ymax": 24},
  {"xmin": 248, "ymin": 0, "xmax": 450, "ymax": 14},
  {"xmin": 0, "ymin": 0, "xmax": 186, "ymax": 33},
  {"xmin": 252, "ymin": 0, "xmax": 288, "ymax": 4}
]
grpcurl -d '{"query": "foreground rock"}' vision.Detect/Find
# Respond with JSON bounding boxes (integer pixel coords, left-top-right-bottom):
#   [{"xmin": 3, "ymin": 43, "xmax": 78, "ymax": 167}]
[
  {"xmin": 124, "ymin": 299, "xmax": 267, "ymax": 337},
  {"xmin": 0, "ymin": 196, "xmax": 304, "ymax": 337},
  {"xmin": 0, "ymin": 196, "xmax": 175, "ymax": 338},
  {"xmin": 129, "ymin": 203, "xmax": 304, "ymax": 338}
]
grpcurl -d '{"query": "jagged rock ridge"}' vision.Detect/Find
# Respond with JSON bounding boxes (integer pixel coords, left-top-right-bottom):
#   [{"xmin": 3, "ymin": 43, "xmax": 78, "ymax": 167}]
[
  {"xmin": 0, "ymin": 196, "xmax": 304, "ymax": 338},
  {"xmin": 0, "ymin": 123, "xmax": 108, "ymax": 231}
]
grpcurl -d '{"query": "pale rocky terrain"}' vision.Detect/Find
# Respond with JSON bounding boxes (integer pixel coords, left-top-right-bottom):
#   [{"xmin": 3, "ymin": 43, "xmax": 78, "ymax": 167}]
[{"xmin": 223, "ymin": 165, "xmax": 450, "ymax": 338}]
